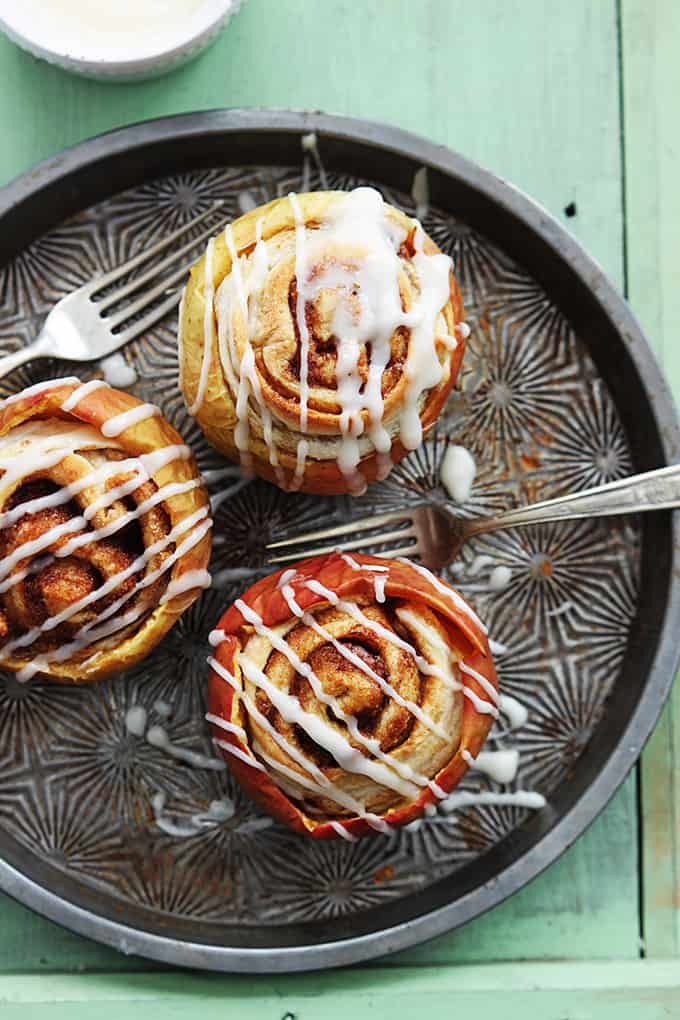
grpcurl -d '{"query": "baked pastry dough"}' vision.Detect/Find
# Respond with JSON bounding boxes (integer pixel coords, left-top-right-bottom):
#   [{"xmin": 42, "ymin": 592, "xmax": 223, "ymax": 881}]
[
  {"xmin": 179, "ymin": 188, "xmax": 465, "ymax": 495},
  {"xmin": 207, "ymin": 552, "xmax": 497, "ymax": 840},
  {"xmin": 0, "ymin": 378, "xmax": 212, "ymax": 683}
]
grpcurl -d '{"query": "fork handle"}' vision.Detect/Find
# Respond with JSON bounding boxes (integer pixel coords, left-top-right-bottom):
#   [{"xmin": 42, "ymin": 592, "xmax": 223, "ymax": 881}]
[
  {"xmin": 0, "ymin": 336, "xmax": 52, "ymax": 381},
  {"xmin": 466, "ymin": 463, "xmax": 680, "ymax": 537}
]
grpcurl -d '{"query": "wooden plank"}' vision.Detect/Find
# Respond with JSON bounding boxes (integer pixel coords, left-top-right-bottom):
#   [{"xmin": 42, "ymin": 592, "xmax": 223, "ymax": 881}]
[
  {"xmin": 0, "ymin": 895, "xmax": 145, "ymax": 974},
  {"xmin": 0, "ymin": 0, "xmax": 637, "ymax": 970},
  {"xmin": 622, "ymin": 0, "xmax": 680, "ymax": 959},
  {"xmin": 1, "ymin": 960, "xmax": 679, "ymax": 1019},
  {"xmin": 394, "ymin": 776, "xmax": 639, "ymax": 964}
]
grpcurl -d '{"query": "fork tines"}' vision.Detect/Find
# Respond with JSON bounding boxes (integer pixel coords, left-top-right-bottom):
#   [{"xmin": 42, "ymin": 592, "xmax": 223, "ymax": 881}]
[
  {"xmin": 88, "ymin": 203, "xmax": 225, "ymax": 338},
  {"xmin": 266, "ymin": 509, "xmax": 417, "ymax": 564}
]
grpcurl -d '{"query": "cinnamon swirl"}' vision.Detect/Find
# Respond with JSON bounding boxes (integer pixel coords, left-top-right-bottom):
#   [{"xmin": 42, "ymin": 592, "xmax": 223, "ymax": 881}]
[
  {"xmin": 0, "ymin": 378, "xmax": 212, "ymax": 683},
  {"xmin": 179, "ymin": 188, "xmax": 465, "ymax": 495},
  {"xmin": 207, "ymin": 552, "xmax": 497, "ymax": 840}
]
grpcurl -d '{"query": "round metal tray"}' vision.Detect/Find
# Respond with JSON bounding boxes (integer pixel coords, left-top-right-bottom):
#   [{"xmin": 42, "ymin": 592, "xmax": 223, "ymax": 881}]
[{"xmin": 0, "ymin": 109, "xmax": 678, "ymax": 973}]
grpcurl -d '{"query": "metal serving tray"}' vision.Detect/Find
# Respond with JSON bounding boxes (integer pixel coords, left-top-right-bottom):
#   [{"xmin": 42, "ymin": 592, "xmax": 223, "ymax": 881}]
[{"xmin": 0, "ymin": 109, "xmax": 678, "ymax": 972}]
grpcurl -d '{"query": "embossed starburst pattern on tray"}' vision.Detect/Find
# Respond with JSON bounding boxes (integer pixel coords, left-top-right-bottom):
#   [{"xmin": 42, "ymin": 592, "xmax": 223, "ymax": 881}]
[{"xmin": 0, "ymin": 162, "xmax": 640, "ymax": 927}]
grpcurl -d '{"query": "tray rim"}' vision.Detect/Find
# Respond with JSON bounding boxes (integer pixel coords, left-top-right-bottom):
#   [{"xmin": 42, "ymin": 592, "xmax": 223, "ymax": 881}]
[{"xmin": 0, "ymin": 107, "xmax": 679, "ymax": 973}]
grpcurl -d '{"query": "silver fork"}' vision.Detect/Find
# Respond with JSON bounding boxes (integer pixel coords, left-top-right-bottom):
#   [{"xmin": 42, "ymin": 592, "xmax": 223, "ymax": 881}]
[
  {"xmin": 267, "ymin": 463, "xmax": 680, "ymax": 570},
  {"xmin": 0, "ymin": 203, "xmax": 224, "ymax": 380}
]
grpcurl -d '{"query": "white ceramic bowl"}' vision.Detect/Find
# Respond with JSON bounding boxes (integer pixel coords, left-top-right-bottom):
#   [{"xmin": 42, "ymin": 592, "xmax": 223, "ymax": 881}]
[{"xmin": 0, "ymin": 0, "xmax": 241, "ymax": 82}]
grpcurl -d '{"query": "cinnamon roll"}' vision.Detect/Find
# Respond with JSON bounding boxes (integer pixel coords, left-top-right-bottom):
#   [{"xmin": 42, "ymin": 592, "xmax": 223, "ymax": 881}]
[
  {"xmin": 179, "ymin": 188, "xmax": 465, "ymax": 495},
  {"xmin": 0, "ymin": 378, "xmax": 212, "ymax": 683},
  {"xmin": 207, "ymin": 552, "xmax": 497, "ymax": 840}
]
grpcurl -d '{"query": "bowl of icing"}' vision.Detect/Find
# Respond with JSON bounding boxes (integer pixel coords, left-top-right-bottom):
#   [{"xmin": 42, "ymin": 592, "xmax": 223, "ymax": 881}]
[{"xmin": 0, "ymin": 0, "xmax": 241, "ymax": 81}]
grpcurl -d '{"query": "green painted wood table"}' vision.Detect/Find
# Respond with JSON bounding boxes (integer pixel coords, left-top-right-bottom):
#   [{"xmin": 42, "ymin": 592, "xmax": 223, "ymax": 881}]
[{"xmin": 0, "ymin": 1, "xmax": 678, "ymax": 1015}]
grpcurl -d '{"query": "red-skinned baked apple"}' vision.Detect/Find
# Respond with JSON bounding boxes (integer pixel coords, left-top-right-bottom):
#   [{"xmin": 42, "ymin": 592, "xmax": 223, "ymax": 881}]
[{"xmin": 207, "ymin": 552, "xmax": 497, "ymax": 840}]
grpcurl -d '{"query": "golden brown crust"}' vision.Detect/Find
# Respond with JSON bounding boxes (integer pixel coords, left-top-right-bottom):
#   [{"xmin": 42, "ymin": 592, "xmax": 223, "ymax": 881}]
[
  {"xmin": 0, "ymin": 380, "xmax": 212, "ymax": 683},
  {"xmin": 179, "ymin": 191, "xmax": 465, "ymax": 495}
]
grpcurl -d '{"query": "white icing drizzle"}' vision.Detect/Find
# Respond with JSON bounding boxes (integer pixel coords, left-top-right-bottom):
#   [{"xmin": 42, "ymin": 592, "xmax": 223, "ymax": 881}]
[
  {"xmin": 209, "ymin": 571, "xmax": 503, "ymax": 834},
  {"xmin": 252, "ymin": 737, "xmax": 394, "ymax": 836},
  {"xmin": 299, "ymin": 189, "xmax": 453, "ymax": 484},
  {"xmin": 0, "ymin": 425, "xmax": 107, "ymax": 484},
  {"xmin": 1, "ymin": 377, "xmax": 80, "ymax": 407},
  {"xmin": 330, "ymin": 821, "xmax": 359, "ymax": 842},
  {"xmin": 488, "ymin": 565, "xmax": 512, "ymax": 591},
  {"xmin": 1, "ymin": 436, "xmax": 210, "ymax": 677},
  {"xmin": 277, "ymin": 568, "xmax": 299, "ymax": 588},
  {"xmin": 152, "ymin": 791, "xmax": 236, "ymax": 838},
  {"xmin": 124, "ymin": 705, "xmax": 147, "ymax": 737},
  {"xmin": 235, "ymin": 596, "xmax": 442, "ymax": 783},
  {"xmin": 8, "ymin": 507, "xmax": 212, "ymax": 680},
  {"xmin": 439, "ymin": 789, "xmax": 546, "ymax": 814},
  {"xmin": 400, "ymin": 227, "xmax": 452, "ymax": 450},
  {"xmin": 461, "ymin": 686, "xmax": 499, "ymax": 718},
  {"xmin": 396, "ymin": 558, "xmax": 488, "ymax": 634},
  {"xmin": 0, "ymin": 441, "xmax": 189, "ymax": 532},
  {"xmin": 153, "ymin": 699, "xmax": 172, "ymax": 719},
  {"xmin": 211, "ymin": 647, "xmax": 427, "ymax": 835},
  {"xmin": 315, "ymin": 190, "xmax": 398, "ymax": 489},
  {"xmin": 146, "ymin": 725, "xmax": 225, "ymax": 771},
  {"xmin": 440, "ymin": 444, "xmax": 476, "ymax": 502},
  {"xmin": 188, "ymin": 236, "xmax": 215, "ymax": 415},
  {"xmin": 204, "ymin": 187, "xmax": 456, "ymax": 489},
  {"xmin": 205, "ymin": 712, "xmax": 246, "ymax": 740},
  {"xmin": 499, "ymin": 694, "xmax": 529, "ymax": 730},
  {"xmin": 60, "ymin": 478, "xmax": 201, "ymax": 557},
  {"xmin": 440, "ymin": 333, "xmax": 459, "ymax": 351},
  {"xmin": 0, "ymin": 481, "xmax": 205, "ymax": 652},
  {"xmin": 0, "ymin": 516, "xmax": 84, "ymax": 586},
  {"xmin": 221, "ymin": 220, "xmax": 283, "ymax": 481},
  {"xmin": 308, "ymin": 188, "xmax": 450, "ymax": 478},
  {"xmin": 209, "ymin": 654, "xmax": 375, "ymax": 818},
  {"xmin": 213, "ymin": 737, "xmax": 267, "ymax": 771},
  {"xmin": 489, "ymin": 638, "xmax": 508, "ymax": 656},
  {"xmin": 100, "ymin": 354, "xmax": 137, "ymax": 388},
  {"xmin": 462, "ymin": 748, "xmax": 519, "ymax": 784},
  {"xmin": 101, "ymin": 402, "xmax": 160, "ymax": 437},
  {"xmin": 393, "ymin": 606, "xmax": 458, "ymax": 669},
  {"xmin": 289, "ymin": 192, "xmax": 311, "ymax": 459},
  {"xmin": 304, "ymin": 578, "xmax": 457, "ymax": 687},
  {"xmin": 160, "ymin": 568, "xmax": 212, "ymax": 604},
  {"xmin": 339, "ymin": 553, "xmax": 389, "ymax": 573},
  {"xmin": 459, "ymin": 661, "xmax": 500, "ymax": 705},
  {"xmin": 373, "ymin": 574, "xmax": 387, "ymax": 603},
  {"xmin": 16, "ymin": 607, "xmax": 141, "ymax": 683},
  {"xmin": 279, "ymin": 584, "xmax": 451, "ymax": 797},
  {"xmin": 235, "ymin": 816, "xmax": 275, "ymax": 834},
  {"xmin": 467, "ymin": 554, "xmax": 494, "ymax": 577},
  {"xmin": 291, "ymin": 439, "xmax": 309, "ymax": 491},
  {"xmin": 60, "ymin": 379, "xmax": 109, "ymax": 411}
]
